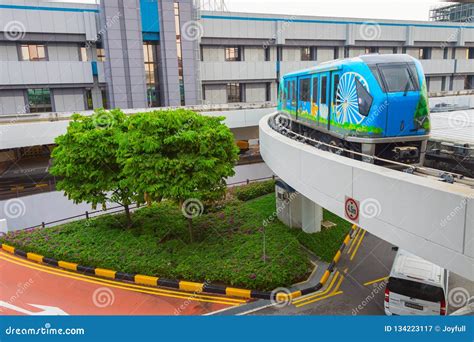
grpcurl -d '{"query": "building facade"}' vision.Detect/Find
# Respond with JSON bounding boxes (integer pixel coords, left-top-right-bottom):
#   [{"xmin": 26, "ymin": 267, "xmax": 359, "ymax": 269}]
[
  {"xmin": 0, "ymin": 0, "xmax": 473, "ymax": 116},
  {"xmin": 430, "ymin": 2, "xmax": 474, "ymax": 23}
]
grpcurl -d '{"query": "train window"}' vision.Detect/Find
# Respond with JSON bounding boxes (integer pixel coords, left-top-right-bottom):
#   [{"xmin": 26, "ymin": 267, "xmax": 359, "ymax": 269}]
[
  {"xmin": 408, "ymin": 64, "xmax": 420, "ymax": 89},
  {"xmin": 356, "ymin": 78, "xmax": 373, "ymax": 116},
  {"xmin": 312, "ymin": 77, "xmax": 319, "ymax": 103},
  {"xmin": 369, "ymin": 66, "xmax": 385, "ymax": 91},
  {"xmin": 321, "ymin": 76, "xmax": 328, "ymax": 105},
  {"xmin": 290, "ymin": 80, "xmax": 296, "ymax": 104},
  {"xmin": 299, "ymin": 78, "xmax": 311, "ymax": 102},
  {"xmin": 332, "ymin": 74, "xmax": 340, "ymax": 104},
  {"xmin": 379, "ymin": 64, "xmax": 417, "ymax": 93}
]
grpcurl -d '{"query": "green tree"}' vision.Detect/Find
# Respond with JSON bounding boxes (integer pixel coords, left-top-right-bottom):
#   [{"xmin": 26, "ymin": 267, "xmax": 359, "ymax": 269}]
[
  {"xmin": 118, "ymin": 109, "xmax": 239, "ymax": 242},
  {"xmin": 50, "ymin": 109, "xmax": 137, "ymax": 227}
]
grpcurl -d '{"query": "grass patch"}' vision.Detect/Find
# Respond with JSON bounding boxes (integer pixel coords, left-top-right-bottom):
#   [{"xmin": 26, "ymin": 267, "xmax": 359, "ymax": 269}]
[
  {"xmin": 0, "ymin": 191, "xmax": 351, "ymax": 290},
  {"xmin": 290, "ymin": 210, "xmax": 352, "ymax": 263},
  {"xmin": 1, "ymin": 194, "xmax": 313, "ymax": 291}
]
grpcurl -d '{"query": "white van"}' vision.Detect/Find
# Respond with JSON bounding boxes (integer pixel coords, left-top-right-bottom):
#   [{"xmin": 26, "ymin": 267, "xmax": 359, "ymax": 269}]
[{"xmin": 384, "ymin": 248, "xmax": 448, "ymax": 316}]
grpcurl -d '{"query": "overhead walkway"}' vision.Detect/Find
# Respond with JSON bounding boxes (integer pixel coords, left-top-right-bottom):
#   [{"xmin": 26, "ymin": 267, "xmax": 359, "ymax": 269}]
[{"xmin": 260, "ymin": 114, "xmax": 474, "ymax": 281}]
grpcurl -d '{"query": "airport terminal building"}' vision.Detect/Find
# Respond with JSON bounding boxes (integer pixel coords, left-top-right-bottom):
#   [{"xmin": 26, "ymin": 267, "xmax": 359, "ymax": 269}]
[{"xmin": 0, "ymin": 0, "xmax": 473, "ymax": 116}]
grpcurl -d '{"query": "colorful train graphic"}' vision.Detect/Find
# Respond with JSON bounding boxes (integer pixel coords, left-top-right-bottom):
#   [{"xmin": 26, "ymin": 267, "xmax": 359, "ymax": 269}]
[{"xmin": 278, "ymin": 54, "xmax": 431, "ymax": 164}]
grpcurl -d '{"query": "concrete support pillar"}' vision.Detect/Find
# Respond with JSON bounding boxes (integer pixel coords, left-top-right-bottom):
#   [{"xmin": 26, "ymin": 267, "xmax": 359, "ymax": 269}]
[{"xmin": 301, "ymin": 195, "xmax": 322, "ymax": 234}]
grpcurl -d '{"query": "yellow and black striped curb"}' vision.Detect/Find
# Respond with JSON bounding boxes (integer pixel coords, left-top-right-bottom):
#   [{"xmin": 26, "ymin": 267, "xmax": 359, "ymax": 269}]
[
  {"xmin": 0, "ymin": 224, "xmax": 357, "ymax": 302},
  {"xmin": 284, "ymin": 224, "xmax": 358, "ymax": 301}
]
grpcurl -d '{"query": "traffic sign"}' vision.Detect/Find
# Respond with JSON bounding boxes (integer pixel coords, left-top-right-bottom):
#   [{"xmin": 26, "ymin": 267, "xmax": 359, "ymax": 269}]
[{"xmin": 345, "ymin": 196, "xmax": 360, "ymax": 223}]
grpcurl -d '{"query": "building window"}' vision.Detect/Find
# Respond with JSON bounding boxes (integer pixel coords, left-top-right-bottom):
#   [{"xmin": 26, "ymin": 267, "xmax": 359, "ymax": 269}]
[
  {"xmin": 225, "ymin": 46, "xmax": 242, "ymax": 61},
  {"xmin": 174, "ymin": 2, "xmax": 185, "ymax": 106},
  {"xmin": 79, "ymin": 46, "xmax": 88, "ymax": 62},
  {"xmin": 27, "ymin": 88, "xmax": 52, "ymax": 113},
  {"xmin": 21, "ymin": 44, "xmax": 46, "ymax": 61},
  {"xmin": 264, "ymin": 46, "xmax": 271, "ymax": 61},
  {"xmin": 441, "ymin": 76, "xmax": 447, "ymax": 92},
  {"xmin": 227, "ymin": 83, "xmax": 244, "ymax": 103},
  {"xmin": 301, "ymin": 47, "xmax": 317, "ymax": 61},
  {"xmin": 443, "ymin": 47, "xmax": 449, "ymax": 59},
  {"xmin": 419, "ymin": 47, "xmax": 432, "ymax": 60},
  {"xmin": 85, "ymin": 89, "xmax": 93, "ymax": 110},
  {"xmin": 365, "ymin": 47, "xmax": 379, "ymax": 54},
  {"xmin": 334, "ymin": 47, "xmax": 339, "ymax": 60},
  {"xmin": 402, "ymin": 47, "xmax": 407, "ymax": 54},
  {"xmin": 465, "ymin": 75, "xmax": 474, "ymax": 90},
  {"xmin": 468, "ymin": 47, "xmax": 474, "ymax": 59},
  {"xmin": 393, "ymin": 47, "xmax": 398, "ymax": 54},
  {"xmin": 344, "ymin": 47, "xmax": 349, "ymax": 58},
  {"xmin": 452, "ymin": 47, "xmax": 456, "ymax": 59},
  {"xmin": 96, "ymin": 48, "xmax": 106, "ymax": 62},
  {"xmin": 143, "ymin": 42, "xmax": 160, "ymax": 107},
  {"xmin": 265, "ymin": 82, "xmax": 271, "ymax": 102}
]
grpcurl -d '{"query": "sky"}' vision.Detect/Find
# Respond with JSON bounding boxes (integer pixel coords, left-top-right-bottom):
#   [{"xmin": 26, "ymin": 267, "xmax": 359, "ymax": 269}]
[{"xmin": 56, "ymin": 0, "xmax": 448, "ymax": 21}]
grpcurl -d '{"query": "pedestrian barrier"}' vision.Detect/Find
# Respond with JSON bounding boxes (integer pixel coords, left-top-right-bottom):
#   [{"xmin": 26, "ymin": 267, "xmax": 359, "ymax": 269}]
[{"xmin": 0, "ymin": 224, "xmax": 357, "ymax": 302}]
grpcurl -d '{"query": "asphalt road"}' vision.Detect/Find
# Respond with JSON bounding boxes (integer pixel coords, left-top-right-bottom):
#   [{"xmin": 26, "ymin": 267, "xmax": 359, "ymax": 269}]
[
  {"xmin": 251, "ymin": 230, "xmax": 474, "ymax": 315},
  {"xmin": 0, "ymin": 251, "xmax": 245, "ymax": 316}
]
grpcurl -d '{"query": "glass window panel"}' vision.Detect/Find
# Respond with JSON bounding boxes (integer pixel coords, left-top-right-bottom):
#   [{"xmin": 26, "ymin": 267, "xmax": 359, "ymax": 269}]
[{"xmin": 21, "ymin": 46, "xmax": 29, "ymax": 60}]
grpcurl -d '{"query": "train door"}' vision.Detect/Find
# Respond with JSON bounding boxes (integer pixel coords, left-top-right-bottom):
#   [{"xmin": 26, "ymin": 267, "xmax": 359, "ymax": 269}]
[
  {"xmin": 298, "ymin": 76, "xmax": 312, "ymax": 119},
  {"xmin": 287, "ymin": 77, "xmax": 297, "ymax": 115},
  {"xmin": 319, "ymin": 72, "xmax": 330, "ymax": 128},
  {"xmin": 311, "ymin": 75, "xmax": 320, "ymax": 125},
  {"xmin": 328, "ymin": 71, "xmax": 341, "ymax": 131}
]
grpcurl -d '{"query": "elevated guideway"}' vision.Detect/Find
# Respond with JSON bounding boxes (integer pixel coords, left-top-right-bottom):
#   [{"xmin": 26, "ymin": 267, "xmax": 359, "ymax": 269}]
[{"xmin": 260, "ymin": 114, "xmax": 474, "ymax": 281}]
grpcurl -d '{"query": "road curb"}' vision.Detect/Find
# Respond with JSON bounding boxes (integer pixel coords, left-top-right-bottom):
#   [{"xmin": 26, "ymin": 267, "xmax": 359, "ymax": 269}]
[{"xmin": 0, "ymin": 224, "xmax": 357, "ymax": 302}]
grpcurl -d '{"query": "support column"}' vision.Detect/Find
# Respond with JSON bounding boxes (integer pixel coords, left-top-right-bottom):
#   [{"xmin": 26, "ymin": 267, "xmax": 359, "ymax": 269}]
[{"xmin": 301, "ymin": 196, "xmax": 322, "ymax": 234}]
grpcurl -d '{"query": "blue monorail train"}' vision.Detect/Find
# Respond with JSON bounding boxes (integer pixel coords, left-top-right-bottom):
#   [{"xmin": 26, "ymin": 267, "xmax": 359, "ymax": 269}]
[{"xmin": 278, "ymin": 54, "xmax": 430, "ymax": 164}]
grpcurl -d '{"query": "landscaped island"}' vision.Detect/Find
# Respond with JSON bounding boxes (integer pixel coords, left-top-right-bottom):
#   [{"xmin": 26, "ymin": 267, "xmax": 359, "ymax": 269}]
[{"xmin": 1, "ymin": 182, "xmax": 350, "ymax": 291}]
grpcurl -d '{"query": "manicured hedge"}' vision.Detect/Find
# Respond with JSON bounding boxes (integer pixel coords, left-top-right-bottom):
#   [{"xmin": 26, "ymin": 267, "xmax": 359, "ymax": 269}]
[{"xmin": 233, "ymin": 180, "xmax": 276, "ymax": 201}]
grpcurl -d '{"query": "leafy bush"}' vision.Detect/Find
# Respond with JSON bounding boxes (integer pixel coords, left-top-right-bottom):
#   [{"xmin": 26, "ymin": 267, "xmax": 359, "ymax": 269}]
[{"xmin": 233, "ymin": 180, "xmax": 276, "ymax": 201}]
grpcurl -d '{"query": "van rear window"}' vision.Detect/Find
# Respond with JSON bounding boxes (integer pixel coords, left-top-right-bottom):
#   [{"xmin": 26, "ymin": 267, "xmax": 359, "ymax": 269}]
[{"xmin": 387, "ymin": 277, "xmax": 444, "ymax": 303}]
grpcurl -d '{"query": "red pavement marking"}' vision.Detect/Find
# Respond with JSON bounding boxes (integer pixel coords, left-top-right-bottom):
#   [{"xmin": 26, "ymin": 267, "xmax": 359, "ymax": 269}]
[{"xmin": 0, "ymin": 253, "xmax": 233, "ymax": 315}]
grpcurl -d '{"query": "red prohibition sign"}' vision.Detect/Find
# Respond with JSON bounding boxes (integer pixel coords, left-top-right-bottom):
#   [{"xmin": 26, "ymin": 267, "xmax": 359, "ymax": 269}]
[{"xmin": 345, "ymin": 196, "xmax": 360, "ymax": 223}]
